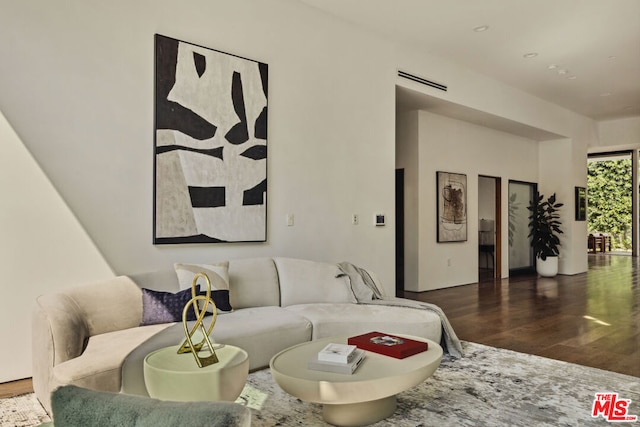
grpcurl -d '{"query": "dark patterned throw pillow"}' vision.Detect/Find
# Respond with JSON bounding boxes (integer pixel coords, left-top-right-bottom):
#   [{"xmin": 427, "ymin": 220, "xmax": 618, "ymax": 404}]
[
  {"xmin": 140, "ymin": 285, "xmax": 201, "ymax": 326},
  {"xmin": 204, "ymin": 289, "xmax": 233, "ymax": 313}
]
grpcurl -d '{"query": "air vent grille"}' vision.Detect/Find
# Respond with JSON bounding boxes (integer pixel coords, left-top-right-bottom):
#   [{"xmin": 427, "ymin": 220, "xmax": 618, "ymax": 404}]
[{"xmin": 398, "ymin": 70, "xmax": 447, "ymax": 92}]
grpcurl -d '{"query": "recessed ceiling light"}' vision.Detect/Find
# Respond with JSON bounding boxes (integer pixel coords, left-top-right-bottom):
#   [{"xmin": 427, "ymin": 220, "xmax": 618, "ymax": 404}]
[
  {"xmin": 523, "ymin": 52, "xmax": 538, "ymax": 58},
  {"xmin": 600, "ymin": 92, "xmax": 611, "ymax": 97},
  {"xmin": 547, "ymin": 64, "xmax": 558, "ymax": 70},
  {"xmin": 608, "ymin": 56, "xmax": 617, "ymax": 60},
  {"xmin": 473, "ymin": 25, "xmax": 489, "ymax": 32},
  {"xmin": 568, "ymin": 76, "xmax": 577, "ymax": 80},
  {"xmin": 557, "ymin": 69, "xmax": 568, "ymax": 75}
]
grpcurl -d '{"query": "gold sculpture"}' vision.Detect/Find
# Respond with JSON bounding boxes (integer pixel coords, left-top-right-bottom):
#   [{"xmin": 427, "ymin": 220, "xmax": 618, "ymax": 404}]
[{"xmin": 177, "ymin": 272, "xmax": 219, "ymax": 367}]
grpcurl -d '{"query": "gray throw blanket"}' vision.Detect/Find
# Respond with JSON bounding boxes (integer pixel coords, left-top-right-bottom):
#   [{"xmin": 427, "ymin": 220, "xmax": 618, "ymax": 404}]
[{"xmin": 338, "ymin": 262, "xmax": 464, "ymax": 358}]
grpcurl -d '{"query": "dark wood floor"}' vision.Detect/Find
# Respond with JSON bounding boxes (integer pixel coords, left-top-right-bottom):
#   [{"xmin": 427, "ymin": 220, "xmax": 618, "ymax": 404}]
[
  {"xmin": 402, "ymin": 253, "xmax": 639, "ymax": 377},
  {"xmin": 1, "ymin": 254, "xmax": 637, "ymax": 399}
]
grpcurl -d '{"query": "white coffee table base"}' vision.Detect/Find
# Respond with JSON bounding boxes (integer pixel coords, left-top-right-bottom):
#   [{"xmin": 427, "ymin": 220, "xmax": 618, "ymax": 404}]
[{"xmin": 323, "ymin": 395, "xmax": 396, "ymax": 427}]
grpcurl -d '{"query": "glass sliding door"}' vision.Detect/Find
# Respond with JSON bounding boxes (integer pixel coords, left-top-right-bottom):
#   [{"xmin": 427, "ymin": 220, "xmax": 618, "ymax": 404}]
[{"xmin": 508, "ymin": 181, "xmax": 537, "ymax": 274}]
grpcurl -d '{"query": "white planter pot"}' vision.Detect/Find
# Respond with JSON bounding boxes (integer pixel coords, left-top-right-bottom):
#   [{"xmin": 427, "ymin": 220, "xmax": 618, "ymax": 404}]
[{"xmin": 536, "ymin": 256, "xmax": 558, "ymax": 277}]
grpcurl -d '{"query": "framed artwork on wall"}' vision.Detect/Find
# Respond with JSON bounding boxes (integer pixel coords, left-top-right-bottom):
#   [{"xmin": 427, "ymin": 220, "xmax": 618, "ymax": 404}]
[
  {"xmin": 153, "ymin": 34, "xmax": 268, "ymax": 244},
  {"xmin": 575, "ymin": 186, "xmax": 587, "ymax": 221},
  {"xmin": 437, "ymin": 171, "xmax": 467, "ymax": 242}
]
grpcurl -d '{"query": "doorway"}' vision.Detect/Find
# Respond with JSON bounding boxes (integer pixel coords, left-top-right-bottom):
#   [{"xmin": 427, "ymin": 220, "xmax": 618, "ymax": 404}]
[
  {"xmin": 508, "ymin": 180, "xmax": 537, "ymax": 275},
  {"xmin": 587, "ymin": 151, "xmax": 635, "ymax": 255},
  {"xmin": 395, "ymin": 169, "xmax": 404, "ymax": 295},
  {"xmin": 478, "ymin": 176, "xmax": 502, "ymax": 280}
]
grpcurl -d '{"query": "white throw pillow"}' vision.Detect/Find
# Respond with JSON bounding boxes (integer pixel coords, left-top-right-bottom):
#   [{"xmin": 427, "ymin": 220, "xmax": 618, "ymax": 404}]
[
  {"xmin": 274, "ymin": 258, "xmax": 357, "ymax": 307},
  {"xmin": 174, "ymin": 262, "xmax": 233, "ymax": 313}
]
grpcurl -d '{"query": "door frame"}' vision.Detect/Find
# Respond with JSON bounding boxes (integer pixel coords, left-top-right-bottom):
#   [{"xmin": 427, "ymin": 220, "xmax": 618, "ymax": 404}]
[
  {"xmin": 395, "ymin": 169, "xmax": 404, "ymax": 294},
  {"xmin": 508, "ymin": 179, "xmax": 537, "ymax": 275},
  {"xmin": 478, "ymin": 175, "xmax": 502, "ymax": 279}
]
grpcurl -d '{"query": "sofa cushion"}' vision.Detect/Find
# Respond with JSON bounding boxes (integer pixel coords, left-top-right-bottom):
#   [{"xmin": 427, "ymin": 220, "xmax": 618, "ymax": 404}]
[
  {"xmin": 274, "ymin": 258, "xmax": 356, "ymax": 307},
  {"xmin": 120, "ymin": 306, "xmax": 313, "ymax": 397},
  {"xmin": 52, "ymin": 323, "xmax": 173, "ymax": 394},
  {"xmin": 211, "ymin": 306, "xmax": 313, "ymax": 370},
  {"xmin": 227, "ymin": 258, "xmax": 280, "ymax": 309},
  {"xmin": 140, "ymin": 286, "xmax": 201, "ymax": 326},
  {"xmin": 174, "ymin": 262, "xmax": 233, "ymax": 313},
  {"xmin": 285, "ymin": 303, "xmax": 442, "ymax": 343}
]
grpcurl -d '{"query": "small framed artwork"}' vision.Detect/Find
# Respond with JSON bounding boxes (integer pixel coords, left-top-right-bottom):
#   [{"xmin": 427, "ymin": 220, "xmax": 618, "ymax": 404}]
[
  {"xmin": 575, "ymin": 186, "xmax": 587, "ymax": 221},
  {"xmin": 436, "ymin": 171, "xmax": 467, "ymax": 242}
]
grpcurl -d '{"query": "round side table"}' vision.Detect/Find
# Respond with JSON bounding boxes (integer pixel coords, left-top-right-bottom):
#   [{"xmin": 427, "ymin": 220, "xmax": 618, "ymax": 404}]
[{"xmin": 144, "ymin": 344, "xmax": 249, "ymax": 402}]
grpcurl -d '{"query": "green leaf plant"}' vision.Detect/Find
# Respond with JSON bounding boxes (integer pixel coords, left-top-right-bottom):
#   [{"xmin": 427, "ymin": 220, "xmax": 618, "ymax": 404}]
[{"xmin": 527, "ymin": 192, "xmax": 564, "ymax": 261}]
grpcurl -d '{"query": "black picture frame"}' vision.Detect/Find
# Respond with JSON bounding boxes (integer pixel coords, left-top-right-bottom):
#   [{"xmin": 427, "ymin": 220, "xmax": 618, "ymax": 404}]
[
  {"xmin": 436, "ymin": 171, "xmax": 467, "ymax": 242},
  {"xmin": 153, "ymin": 34, "xmax": 268, "ymax": 244},
  {"xmin": 575, "ymin": 186, "xmax": 587, "ymax": 221}
]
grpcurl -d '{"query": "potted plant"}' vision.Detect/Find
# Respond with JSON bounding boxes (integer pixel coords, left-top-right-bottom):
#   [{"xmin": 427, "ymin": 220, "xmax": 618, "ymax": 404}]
[{"xmin": 527, "ymin": 192, "xmax": 563, "ymax": 277}]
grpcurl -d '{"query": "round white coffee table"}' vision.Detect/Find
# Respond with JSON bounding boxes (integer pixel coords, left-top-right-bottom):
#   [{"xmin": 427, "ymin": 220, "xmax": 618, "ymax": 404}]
[
  {"xmin": 144, "ymin": 344, "xmax": 249, "ymax": 402},
  {"xmin": 270, "ymin": 335, "xmax": 442, "ymax": 426}
]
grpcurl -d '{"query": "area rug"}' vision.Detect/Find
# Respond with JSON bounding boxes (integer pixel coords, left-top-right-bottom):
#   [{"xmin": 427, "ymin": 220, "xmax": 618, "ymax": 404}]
[
  {"xmin": 3, "ymin": 342, "xmax": 639, "ymax": 426},
  {"xmin": 0, "ymin": 393, "xmax": 51, "ymax": 426}
]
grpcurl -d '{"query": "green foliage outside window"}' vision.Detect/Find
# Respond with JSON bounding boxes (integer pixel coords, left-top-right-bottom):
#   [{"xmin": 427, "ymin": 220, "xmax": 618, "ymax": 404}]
[{"xmin": 587, "ymin": 159, "xmax": 632, "ymax": 250}]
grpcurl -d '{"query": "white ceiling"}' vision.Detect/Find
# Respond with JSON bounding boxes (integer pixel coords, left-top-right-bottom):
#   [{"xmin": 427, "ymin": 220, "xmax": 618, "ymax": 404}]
[{"xmin": 297, "ymin": 0, "xmax": 640, "ymax": 122}]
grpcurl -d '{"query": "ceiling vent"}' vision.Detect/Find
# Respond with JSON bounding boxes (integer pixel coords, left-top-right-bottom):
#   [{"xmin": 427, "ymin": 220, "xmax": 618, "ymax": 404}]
[{"xmin": 398, "ymin": 70, "xmax": 447, "ymax": 92}]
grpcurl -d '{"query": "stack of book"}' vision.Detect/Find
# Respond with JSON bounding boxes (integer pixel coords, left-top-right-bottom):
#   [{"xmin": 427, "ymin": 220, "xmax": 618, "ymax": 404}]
[{"xmin": 307, "ymin": 343, "xmax": 365, "ymax": 374}]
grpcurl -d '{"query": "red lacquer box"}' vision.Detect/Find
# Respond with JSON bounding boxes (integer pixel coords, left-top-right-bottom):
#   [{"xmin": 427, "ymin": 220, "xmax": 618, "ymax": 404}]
[{"xmin": 348, "ymin": 331, "xmax": 428, "ymax": 359}]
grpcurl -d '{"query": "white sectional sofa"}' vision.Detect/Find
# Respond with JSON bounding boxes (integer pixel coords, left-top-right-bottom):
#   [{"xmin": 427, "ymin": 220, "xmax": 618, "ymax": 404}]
[{"xmin": 32, "ymin": 257, "xmax": 455, "ymax": 414}]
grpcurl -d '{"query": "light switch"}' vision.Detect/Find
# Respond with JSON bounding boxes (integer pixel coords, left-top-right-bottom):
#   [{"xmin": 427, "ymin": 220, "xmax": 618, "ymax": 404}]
[{"xmin": 286, "ymin": 214, "xmax": 294, "ymax": 226}]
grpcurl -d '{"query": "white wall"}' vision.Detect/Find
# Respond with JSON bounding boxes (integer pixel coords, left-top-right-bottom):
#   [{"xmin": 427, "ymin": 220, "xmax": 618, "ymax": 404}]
[
  {"xmin": 400, "ymin": 113, "xmax": 590, "ymax": 289},
  {"xmin": 0, "ymin": 110, "xmax": 113, "ymax": 382},
  {"xmin": 0, "ymin": 0, "xmax": 400, "ymax": 383},
  {"xmin": 395, "ymin": 46, "xmax": 594, "ymax": 140},
  {"xmin": 404, "ymin": 111, "xmax": 539, "ymax": 291},
  {"xmin": 538, "ymin": 138, "xmax": 589, "ymax": 275},
  {"xmin": 1, "ymin": 0, "xmax": 633, "ymax": 380},
  {"xmin": 396, "ymin": 35, "xmax": 604, "ymax": 290},
  {"xmin": 595, "ymin": 117, "xmax": 640, "ymax": 150},
  {"xmin": 396, "ymin": 111, "xmax": 420, "ymax": 290},
  {"xmin": 0, "ymin": 0, "xmax": 397, "ymax": 288},
  {"xmin": 593, "ymin": 117, "xmax": 640, "ymax": 256}
]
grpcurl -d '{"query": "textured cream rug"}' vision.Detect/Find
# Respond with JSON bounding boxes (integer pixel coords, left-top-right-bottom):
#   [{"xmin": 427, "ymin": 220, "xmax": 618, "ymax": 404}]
[
  {"xmin": 0, "ymin": 392, "xmax": 50, "ymax": 426},
  {"xmin": 3, "ymin": 342, "xmax": 639, "ymax": 426}
]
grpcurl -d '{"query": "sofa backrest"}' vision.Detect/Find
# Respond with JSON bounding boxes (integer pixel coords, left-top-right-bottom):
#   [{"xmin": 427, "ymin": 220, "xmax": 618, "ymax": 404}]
[
  {"xmin": 63, "ymin": 276, "xmax": 144, "ymax": 336},
  {"xmin": 127, "ymin": 259, "xmax": 281, "ymax": 311},
  {"xmin": 127, "ymin": 270, "xmax": 180, "ymax": 293},
  {"xmin": 273, "ymin": 257, "xmax": 356, "ymax": 307},
  {"xmin": 228, "ymin": 257, "xmax": 280, "ymax": 309},
  {"xmin": 131, "ymin": 257, "xmax": 359, "ymax": 309}
]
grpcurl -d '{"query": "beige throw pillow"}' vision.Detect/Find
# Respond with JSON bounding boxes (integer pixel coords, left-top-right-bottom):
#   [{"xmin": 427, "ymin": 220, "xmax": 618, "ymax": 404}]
[{"xmin": 174, "ymin": 262, "xmax": 233, "ymax": 313}]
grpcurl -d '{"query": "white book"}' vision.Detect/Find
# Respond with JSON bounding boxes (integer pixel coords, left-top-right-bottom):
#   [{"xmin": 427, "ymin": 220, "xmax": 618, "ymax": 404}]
[
  {"xmin": 308, "ymin": 349, "xmax": 365, "ymax": 375},
  {"xmin": 317, "ymin": 343, "xmax": 357, "ymax": 364}
]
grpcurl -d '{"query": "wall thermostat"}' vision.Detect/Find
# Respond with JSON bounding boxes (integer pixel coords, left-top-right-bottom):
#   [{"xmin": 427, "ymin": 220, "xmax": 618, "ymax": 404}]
[{"xmin": 375, "ymin": 214, "xmax": 385, "ymax": 226}]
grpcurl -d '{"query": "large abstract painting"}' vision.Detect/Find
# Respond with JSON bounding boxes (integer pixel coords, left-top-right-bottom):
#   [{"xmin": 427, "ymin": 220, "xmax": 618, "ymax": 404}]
[
  {"xmin": 437, "ymin": 171, "xmax": 467, "ymax": 242},
  {"xmin": 154, "ymin": 34, "xmax": 268, "ymax": 244}
]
